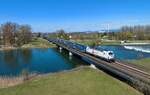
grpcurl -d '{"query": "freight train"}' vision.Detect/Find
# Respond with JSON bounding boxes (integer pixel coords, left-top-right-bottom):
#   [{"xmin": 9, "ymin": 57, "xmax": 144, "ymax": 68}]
[{"xmin": 52, "ymin": 39, "xmax": 115, "ymax": 62}]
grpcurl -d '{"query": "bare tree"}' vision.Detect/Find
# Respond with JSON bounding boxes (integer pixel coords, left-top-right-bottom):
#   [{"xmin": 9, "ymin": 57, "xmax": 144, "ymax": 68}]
[
  {"xmin": 16, "ymin": 25, "xmax": 32, "ymax": 46},
  {"xmin": 1, "ymin": 22, "xmax": 17, "ymax": 46}
]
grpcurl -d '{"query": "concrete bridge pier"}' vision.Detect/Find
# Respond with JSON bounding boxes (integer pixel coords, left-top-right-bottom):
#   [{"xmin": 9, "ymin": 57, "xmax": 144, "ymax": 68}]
[
  {"xmin": 90, "ymin": 64, "xmax": 97, "ymax": 69},
  {"xmin": 69, "ymin": 52, "xmax": 73, "ymax": 56},
  {"xmin": 59, "ymin": 47, "xmax": 62, "ymax": 52},
  {"xmin": 69, "ymin": 52, "xmax": 73, "ymax": 60}
]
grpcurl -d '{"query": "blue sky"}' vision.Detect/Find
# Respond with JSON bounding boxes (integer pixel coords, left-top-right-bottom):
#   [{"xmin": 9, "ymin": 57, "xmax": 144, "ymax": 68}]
[{"xmin": 0, "ymin": 0, "xmax": 150, "ymax": 32}]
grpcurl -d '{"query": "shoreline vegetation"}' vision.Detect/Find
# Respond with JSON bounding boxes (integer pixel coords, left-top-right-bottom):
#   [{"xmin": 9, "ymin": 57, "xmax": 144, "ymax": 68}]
[
  {"xmin": 0, "ymin": 66, "xmax": 142, "ymax": 95},
  {"xmin": 0, "ymin": 22, "xmax": 57, "ymax": 51},
  {"xmin": 0, "ymin": 37, "xmax": 56, "ymax": 51},
  {"xmin": 21, "ymin": 37, "xmax": 56, "ymax": 48},
  {"xmin": 0, "ymin": 73, "xmax": 38, "ymax": 89}
]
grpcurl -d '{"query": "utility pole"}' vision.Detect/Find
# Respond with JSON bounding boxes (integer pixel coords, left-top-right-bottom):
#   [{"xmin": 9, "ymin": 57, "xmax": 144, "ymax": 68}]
[
  {"xmin": 107, "ymin": 23, "xmax": 110, "ymax": 33},
  {"xmin": 0, "ymin": 31, "xmax": 2, "ymax": 46}
]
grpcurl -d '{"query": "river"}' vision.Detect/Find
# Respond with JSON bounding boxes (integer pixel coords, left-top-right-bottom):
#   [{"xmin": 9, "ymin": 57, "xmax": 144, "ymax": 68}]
[{"xmin": 0, "ymin": 48, "xmax": 87, "ymax": 76}]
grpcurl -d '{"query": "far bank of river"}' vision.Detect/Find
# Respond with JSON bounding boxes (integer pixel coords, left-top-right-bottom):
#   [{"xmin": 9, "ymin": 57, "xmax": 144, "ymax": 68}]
[{"xmin": 0, "ymin": 37, "xmax": 56, "ymax": 51}]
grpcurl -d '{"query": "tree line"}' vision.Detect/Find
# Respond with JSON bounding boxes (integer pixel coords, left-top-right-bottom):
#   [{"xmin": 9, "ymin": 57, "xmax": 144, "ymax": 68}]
[
  {"xmin": 47, "ymin": 29, "xmax": 70, "ymax": 40},
  {"xmin": 108, "ymin": 25, "xmax": 150, "ymax": 40},
  {"xmin": 29, "ymin": 25, "xmax": 150, "ymax": 42},
  {"xmin": 0, "ymin": 22, "xmax": 32, "ymax": 47},
  {"xmin": 50, "ymin": 25, "xmax": 150, "ymax": 41}
]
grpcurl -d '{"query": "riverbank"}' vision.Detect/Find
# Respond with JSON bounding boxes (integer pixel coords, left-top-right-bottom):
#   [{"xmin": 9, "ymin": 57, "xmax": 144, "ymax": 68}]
[
  {"xmin": 0, "ymin": 66, "xmax": 142, "ymax": 95},
  {"xmin": 73, "ymin": 39, "xmax": 121, "ymax": 46},
  {"xmin": 0, "ymin": 37, "xmax": 56, "ymax": 51},
  {"xmin": 0, "ymin": 77, "xmax": 23, "ymax": 88},
  {"xmin": 73, "ymin": 39, "xmax": 150, "ymax": 46},
  {"xmin": 21, "ymin": 37, "xmax": 56, "ymax": 48},
  {"xmin": 0, "ymin": 46, "xmax": 16, "ymax": 51}
]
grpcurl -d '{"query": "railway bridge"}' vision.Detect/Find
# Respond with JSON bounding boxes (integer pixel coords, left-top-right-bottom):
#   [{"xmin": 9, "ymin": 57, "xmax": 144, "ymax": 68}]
[{"xmin": 47, "ymin": 38, "xmax": 150, "ymax": 94}]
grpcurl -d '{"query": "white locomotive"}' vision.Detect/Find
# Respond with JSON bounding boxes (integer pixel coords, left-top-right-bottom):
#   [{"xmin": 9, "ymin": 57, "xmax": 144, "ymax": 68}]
[{"xmin": 86, "ymin": 47, "xmax": 115, "ymax": 62}]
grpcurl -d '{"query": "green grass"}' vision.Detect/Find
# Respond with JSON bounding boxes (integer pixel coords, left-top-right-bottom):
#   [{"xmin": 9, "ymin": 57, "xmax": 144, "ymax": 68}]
[
  {"xmin": 0, "ymin": 67, "xmax": 142, "ymax": 95},
  {"xmin": 100, "ymin": 41, "xmax": 121, "ymax": 45},
  {"xmin": 73, "ymin": 39, "xmax": 120, "ymax": 46},
  {"xmin": 74, "ymin": 39, "xmax": 96, "ymax": 45},
  {"xmin": 128, "ymin": 58, "xmax": 150, "ymax": 73},
  {"xmin": 127, "ymin": 40, "xmax": 150, "ymax": 43},
  {"xmin": 74, "ymin": 39, "xmax": 150, "ymax": 46},
  {"xmin": 22, "ymin": 37, "xmax": 55, "ymax": 48}
]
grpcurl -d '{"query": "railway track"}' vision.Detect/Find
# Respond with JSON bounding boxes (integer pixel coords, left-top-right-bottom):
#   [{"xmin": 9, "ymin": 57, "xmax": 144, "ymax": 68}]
[
  {"xmin": 115, "ymin": 61, "xmax": 150, "ymax": 77},
  {"xmin": 113, "ymin": 61, "xmax": 150, "ymax": 81}
]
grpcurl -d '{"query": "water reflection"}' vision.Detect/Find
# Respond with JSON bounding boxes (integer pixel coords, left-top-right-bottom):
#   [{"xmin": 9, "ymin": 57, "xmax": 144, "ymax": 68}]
[
  {"xmin": 2, "ymin": 49, "xmax": 32, "ymax": 67},
  {"xmin": 20, "ymin": 49, "xmax": 32, "ymax": 64},
  {"xmin": 3, "ymin": 50, "xmax": 19, "ymax": 67}
]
